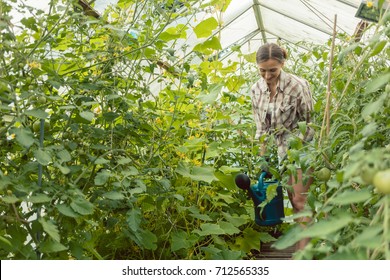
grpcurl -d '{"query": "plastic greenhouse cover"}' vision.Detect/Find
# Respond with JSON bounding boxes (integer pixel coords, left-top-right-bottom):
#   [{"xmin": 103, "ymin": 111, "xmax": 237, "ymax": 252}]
[
  {"xmin": 12, "ymin": 0, "xmax": 364, "ymax": 50},
  {"xmin": 214, "ymin": 0, "xmax": 363, "ymax": 58}
]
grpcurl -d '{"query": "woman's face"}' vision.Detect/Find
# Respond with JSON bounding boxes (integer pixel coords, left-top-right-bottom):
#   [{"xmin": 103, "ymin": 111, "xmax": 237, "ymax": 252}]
[{"xmin": 258, "ymin": 59, "xmax": 284, "ymax": 85}]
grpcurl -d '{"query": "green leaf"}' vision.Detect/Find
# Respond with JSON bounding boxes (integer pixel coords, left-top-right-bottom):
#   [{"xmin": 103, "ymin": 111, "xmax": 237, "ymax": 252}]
[
  {"xmin": 193, "ymin": 223, "xmax": 225, "ymax": 236},
  {"xmin": 117, "ymin": 157, "xmax": 132, "ymax": 165},
  {"xmin": 201, "ymin": 244, "xmax": 221, "ymax": 258},
  {"xmin": 94, "ymin": 157, "xmax": 110, "ymax": 164},
  {"xmin": 299, "ymin": 214, "xmax": 353, "ymax": 239},
  {"xmin": 140, "ymin": 229, "xmax": 157, "ymax": 250},
  {"xmin": 57, "ymin": 164, "xmax": 71, "ymax": 175},
  {"xmin": 362, "ymin": 92, "xmax": 386, "ymax": 119},
  {"xmin": 57, "ymin": 149, "xmax": 72, "ymax": 163},
  {"xmin": 39, "ymin": 218, "xmax": 60, "ymax": 242},
  {"xmin": 258, "ymin": 232, "xmax": 277, "ymax": 243},
  {"xmin": 244, "ymin": 51, "xmax": 256, "ymax": 63},
  {"xmin": 28, "ymin": 194, "xmax": 51, "ymax": 203},
  {"xmin": 94, "ymin": 169, "xmax": 111, "ymax": 185},
  {"xmin": 197, "ymin": 83, "xmax": 222, "ymax": 104},
  {"xmin": 1, "ymin": 195, "xmax": 20, "ymax": 204},
  {"xmin": 370, "ymin": 40, "xmax": 387, "ymax": 57},
  {"xmin": 103, "ymin": 191, "xmax": 125, "ymax": 200},
  {"xmin": 190, "ymin": 166, "xmax": 218, "ymax": 183},
  {"xmin": 338, "ymin": 42, "xmax": 360, "ymax": 63},
  {"xmin": 103, "ymin": 111, "xmax": 120, "ymax": 122},
  {"xmin": 218, "ymin": 221, "xmax": 240, "ymax": 235},
  {"xmin": 122, "ymin": 166, "xmax": 139, "ymax": 176},
  {"xmin": 219, "ymin": 166, "xmax": 242, "ymax": 174},
  {"xmin": 222, "ymin": 213, "xmax": 248, "ymax": 227},
  {"xmin": 13, "ymin": 127, "xmax": 35, "ymax": 148},
  {"xmin": 193, "ymin": 17, "xmax": 219, "ymax": 38},
  {"xmin": 171, "ymin": 230, "xmax": 197, "ymax": 252},
  {"xmin": 144, "ymin": 47, "xmax": 156, "ymax": 59},
  {"xmin": 272, "ymin": 225, "xmax": 304, "ymax": 250},
  {"xmin": 39, "ymin": 239, "xmax": 67, "ymax": 253},
  {"xmin": 79, "ymin": 111, "xmax": 94, "ymax": 122},
  {"xmin": 176, "ymin": 161, "xmax": 218, "ymax": 183},
  {"xmin": 159, "ymin": 24, "xmax": 187, "ymax": 41},
  {"xmin": 365, "ymin": 72, "xmax": 390, "ymax": 93},
  {"xmin": 21, "ymin": 17, "xmax": 38, "ymax": 32},
  {"xmin": 193, "ymin": 36, "xmax": 222, "ymax": 54},
  {"xmin": 56, "ymin": 204, "xmax": 80, "ymax": 218},
  {"xmin": 330, "ymin": 189, "xmax": 372, "ymax": 205},
  {"xmin": 352, "ymin": 225, "xmax": 382, "ymax": 249},
  {"xmin": 189, "ymin": 212, "xmax": 213, "ymax": 221},
  {"xmin": 0, "ymin": 236, "xmax": 13, "ymax": 251},
  {"xmin": 361, "ymin": 122, "xmax": 378, "ymax": 137},
  {"xmin": 298, "ymin": 121, "xmax": 307, "ymax": 136},
  {"xmin": 34, "ymin": 148, "xmax": 51, "ymax": 165},
  {"xmin": 173, "ymin": 194, "xmax": 184, "ymax": 201},
  {"xmin": 24, "ymin": 109, "xmax": 49, "ymax": 119},
  {"xmin": 235, "ymin": 228, "xmax": 263, "ymax": 252},
  {"xmin": 126, "ymin": 208, "xmax": 141, "ymax": 232},
  {"xmin": 70, "ymin": 198, "xmax": 94, "ymax": 215}
]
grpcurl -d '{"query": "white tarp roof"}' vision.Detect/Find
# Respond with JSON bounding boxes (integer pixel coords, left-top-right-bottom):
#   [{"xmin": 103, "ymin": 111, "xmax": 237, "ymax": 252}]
[
  {"xmin": 11, "ymin": 0, "xmax": 375, "ymax": 63},
  {"xmin": 212, "ymin": 0, "xmax": 364, "ymax": 60}
]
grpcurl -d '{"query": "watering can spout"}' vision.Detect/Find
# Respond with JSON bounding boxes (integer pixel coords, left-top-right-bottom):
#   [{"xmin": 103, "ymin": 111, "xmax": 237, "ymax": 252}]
[{"xmin": 235, "ymin": 173, "xmax": 251, "ymax": 190}]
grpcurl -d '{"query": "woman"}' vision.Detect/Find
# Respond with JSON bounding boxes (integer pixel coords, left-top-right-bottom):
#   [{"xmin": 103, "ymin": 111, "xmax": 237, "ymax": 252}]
[{"xmin": 251, "ymin": 42, "xmax": 315, "ymax": 250}]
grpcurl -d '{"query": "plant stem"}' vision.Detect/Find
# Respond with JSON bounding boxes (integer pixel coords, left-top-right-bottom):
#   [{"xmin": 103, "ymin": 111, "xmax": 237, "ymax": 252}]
[{"xmin": 384, "ymin": 195, "xmax": 390, "ymax": 260}]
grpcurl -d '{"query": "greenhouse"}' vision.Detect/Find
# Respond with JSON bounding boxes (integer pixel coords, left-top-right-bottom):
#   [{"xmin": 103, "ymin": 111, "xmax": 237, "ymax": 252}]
[{"xmin": 0, "ymin": 0, "xmax": 389, "ymax": 261}]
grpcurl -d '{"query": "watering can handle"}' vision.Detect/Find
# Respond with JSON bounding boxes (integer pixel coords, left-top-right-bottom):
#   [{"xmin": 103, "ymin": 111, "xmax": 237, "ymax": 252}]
[{"xmin": 257, "ymin": 171, "xmax": 267, "ymax": 187}]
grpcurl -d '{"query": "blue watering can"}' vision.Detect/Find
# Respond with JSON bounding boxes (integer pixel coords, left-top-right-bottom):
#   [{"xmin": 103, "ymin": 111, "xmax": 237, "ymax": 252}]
[{"xmin": 235, "ymin": 172, "xmax": 284, "ymax": 226}]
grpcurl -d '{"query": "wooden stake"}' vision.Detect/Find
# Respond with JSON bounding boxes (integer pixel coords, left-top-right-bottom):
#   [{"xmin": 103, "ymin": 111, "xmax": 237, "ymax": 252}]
[{"xmin": 319, "ymin": 14, "xmax": 337, "ymax": 144}]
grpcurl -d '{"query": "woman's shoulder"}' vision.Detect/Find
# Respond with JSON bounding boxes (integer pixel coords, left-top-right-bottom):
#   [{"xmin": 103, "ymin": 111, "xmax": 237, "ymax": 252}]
[
  {"xmin": 251, "ymin": 78, "xmax": 268, "ymax": 93},
  {"xmin": 283, "ymin": 72, "xmax": 309, "ymax": 88}
]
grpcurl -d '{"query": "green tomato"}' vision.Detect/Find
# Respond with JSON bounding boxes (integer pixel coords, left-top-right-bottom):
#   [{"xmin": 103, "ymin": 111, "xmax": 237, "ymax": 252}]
[
  {"xmin": 37, "ymin": 95, "xmax": 47, "ymax": 104},
  {"xmin": 32, "ymin": 120, "xmax": 50, "ymax": 132},
  {"xmin": 373, "ymin": 169, "xmax": 390, "ymax": 194},
  {"xmin": 33, "ymin": 121, "xmax": 40, "ymax": 132},
  {"xmin": 360, "ymin": 163, "xmax": 378, "ymax": 185},
  {"xmin": 315, "ymin": 167, "xmax": 331, "ymax": 181},
  {"xmin": 385, "ymin": 84, "xmax": 390, "ymax": 93}
]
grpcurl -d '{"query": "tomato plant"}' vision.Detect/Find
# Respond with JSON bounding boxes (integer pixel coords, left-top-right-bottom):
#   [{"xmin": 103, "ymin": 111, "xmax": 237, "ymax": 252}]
[
  {"xmin": 0, "ymin": 0, "xmax": 271, "ymax": 260},
  {"xmin": 274, "ymin": 11, "xmax": 390, "ymax": 259},
  {"xmin": 0, "ymin": 0, "xmax": 389, "ymax": 260}
]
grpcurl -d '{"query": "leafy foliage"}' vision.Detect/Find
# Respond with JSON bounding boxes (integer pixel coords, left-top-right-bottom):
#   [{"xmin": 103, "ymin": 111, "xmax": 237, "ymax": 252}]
[
  {"xmin": 0, "ymin": 0, "xmax": 264, "ymax": 260},
  {"xmin": 276, "ymin": 11, "xmax": 390, "ymax": 260},
  {"xmin": 0, "ymin": 0, "xmax": 389, "ymax": 260}
]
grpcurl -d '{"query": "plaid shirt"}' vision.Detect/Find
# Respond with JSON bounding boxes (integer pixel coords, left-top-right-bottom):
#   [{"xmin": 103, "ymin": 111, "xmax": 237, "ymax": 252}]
[{"xmin": 251, "ymin": 70, "xmax": 314, "ymax": 158}]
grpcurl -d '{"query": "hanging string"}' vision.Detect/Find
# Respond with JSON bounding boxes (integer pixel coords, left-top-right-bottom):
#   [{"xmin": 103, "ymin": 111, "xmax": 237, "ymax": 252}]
[{"xmin": 300, "ymin": 0, "xmax": 348, "ymax": 35}]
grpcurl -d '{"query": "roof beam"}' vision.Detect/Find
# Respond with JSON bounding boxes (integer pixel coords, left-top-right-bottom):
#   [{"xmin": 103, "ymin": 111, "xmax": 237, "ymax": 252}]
[
  {"xmin": 264, "ymin": 29, "xmax": 310, "ymax": 51},
  {"xmin": 255, "ymin": 2, "xmax": 333, "ymax": 36},
  {"xmin": 218, "ymin": 29, "xmax": 262, "ymax": 61},
  {"xmin": 334, "ymin": 0, "xmax": 359, "ymax": 9},
  {"xmin": 253, "ymin": 0, "xmax": 267, "ymax": 43}
]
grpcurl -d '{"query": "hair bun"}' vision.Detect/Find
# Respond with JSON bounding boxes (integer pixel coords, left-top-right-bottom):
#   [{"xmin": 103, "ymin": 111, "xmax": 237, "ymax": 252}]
[{"xmin": 281, "ymin": 47, "xmax": 288, "ymax": 59}]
